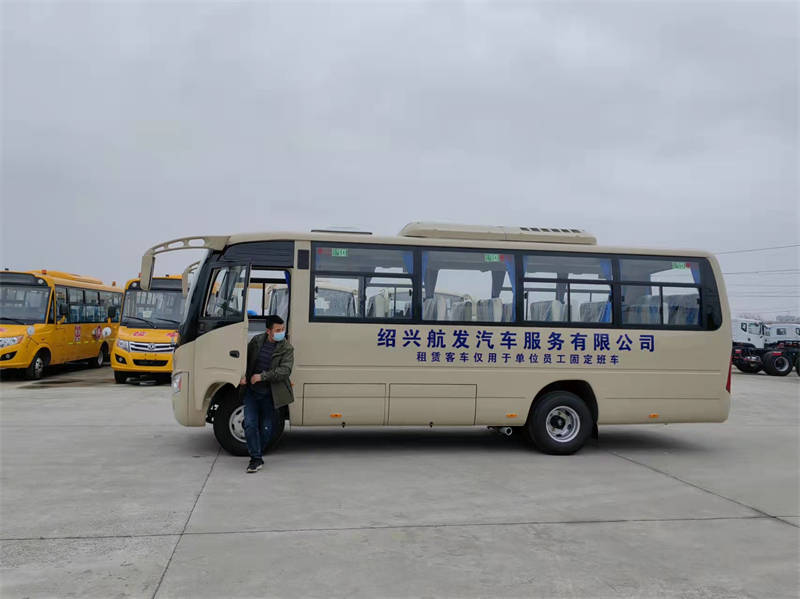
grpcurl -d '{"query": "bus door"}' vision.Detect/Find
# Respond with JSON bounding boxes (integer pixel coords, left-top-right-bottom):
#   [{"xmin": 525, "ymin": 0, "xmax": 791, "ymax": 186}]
[
  {"xmin": 51, "ymin": 286, "xmax": 73, "ymax": 364},
  {"xmin": 194, "ymin": 263, "xmax": 251, "ymax": 400},
  {"xmin": 246, "ymin": 269, "xmax": 290, "ymax": 339}
]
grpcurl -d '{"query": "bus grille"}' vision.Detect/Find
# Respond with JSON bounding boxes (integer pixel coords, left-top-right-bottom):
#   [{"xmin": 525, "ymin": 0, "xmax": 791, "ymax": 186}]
[
  {"xmin": 133, "ymin": 359, "xmax": 169, "ymax": 367},
  {"xmin": 129, "ymin": 342, "xmax": 174, "ymax": 353}
]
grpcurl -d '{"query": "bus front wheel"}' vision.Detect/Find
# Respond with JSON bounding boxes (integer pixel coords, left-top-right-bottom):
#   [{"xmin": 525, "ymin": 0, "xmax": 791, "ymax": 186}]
[
  {"xmin": 23, "ymin": 351, "xmax": 47, "ymax": 380},
  {"xmin": 212, "ymin": 392, "xmax": 286, "ymax": 456},
  {"xmin": 527, "ymin": 391, "xmax": 592, "ymax": 455}
]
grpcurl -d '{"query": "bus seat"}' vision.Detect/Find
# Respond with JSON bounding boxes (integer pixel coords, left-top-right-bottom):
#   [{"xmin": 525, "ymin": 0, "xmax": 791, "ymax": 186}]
[
  {"xmin": 423, "ymin": 296, "xmax": 446, "ymax": 320},
  {"xmin": 451, "ymin": 299, "xmax": 474, "ymax": 321},
  {"xmin": 502, "ymin": 302, "xmax": 514, "ymax": 322},
  {"xmin": 477, "ymin": 298, "xmax": 503, "ymax": 322},
  {"xmin": 529, "ymin": 300, "xmax": 564, "ymax": 322},
  {"xmin": 367, "ymin": 294, "xmax": 389, "ymax": 318},
  {"xmin": 624, "ymin": 295, "xmax": 660, "ymax": 325},
  {"xmin": 579, "ymin": 300, "xmax": 611, "ymax": 323},
  {"xmin": 665, "ymin": 294, "xmax": 699, "ymax": 326}
]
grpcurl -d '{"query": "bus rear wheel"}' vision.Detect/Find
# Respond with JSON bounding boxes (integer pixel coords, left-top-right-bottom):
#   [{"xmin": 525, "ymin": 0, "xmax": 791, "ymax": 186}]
[
  {"xmin": 23, "ymin": 351, "xmax": 47, "ymax": 380},
  {"xmin": 526, "ymin": 391, "xmax": 592, "ymax": 455},
  {"xmin": 212, "ymin": 392, "xmax": 286, "ymax": 456},
  {"xmin": 763, "ymin": 353, "xmax": 792, "ymax": 376}
]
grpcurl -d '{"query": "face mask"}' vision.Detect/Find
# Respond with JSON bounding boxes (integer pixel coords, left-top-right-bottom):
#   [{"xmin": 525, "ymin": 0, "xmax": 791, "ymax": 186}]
[{"xmin": 272, "ymin": 331, "xmax": 286, "ymax": 342}]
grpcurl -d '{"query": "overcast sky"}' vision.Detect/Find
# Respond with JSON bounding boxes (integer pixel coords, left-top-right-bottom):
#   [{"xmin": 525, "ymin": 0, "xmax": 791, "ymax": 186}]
[{"xmin": 1, "ymin": 1, "xmax": 798, "ymax": 318}]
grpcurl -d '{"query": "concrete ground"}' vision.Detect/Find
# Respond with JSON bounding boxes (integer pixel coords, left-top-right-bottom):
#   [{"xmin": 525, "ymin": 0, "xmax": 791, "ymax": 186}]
[{"xmin": 1, "ymin": 366, "xmax": 798, "ymax": 599}]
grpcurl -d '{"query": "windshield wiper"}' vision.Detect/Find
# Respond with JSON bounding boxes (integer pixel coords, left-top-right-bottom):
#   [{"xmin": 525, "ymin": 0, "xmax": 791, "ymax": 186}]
[
  {"xmin": 0, "ymin": 317, "xmax": 26, "ymax": 325},
  {"xmin": 122, "ymin": 315, "xmax": 156, "ymax": 328},
  {"xmin": 152, "ymin": 317, "xmax": 180, "ymax": 325}
]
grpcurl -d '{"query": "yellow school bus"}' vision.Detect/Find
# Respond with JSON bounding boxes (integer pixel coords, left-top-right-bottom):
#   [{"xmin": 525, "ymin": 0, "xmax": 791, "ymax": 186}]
[
  {"xmin": 111, "ymin": 276, "xmax": 186, "ymax": 384},
  {"xmin": 0, "ymin": 270, "xmax": 121, "ymax": 379},
  {"xmin": 139, "ymin": 222, "xmax": 731, "ymax": 456}
]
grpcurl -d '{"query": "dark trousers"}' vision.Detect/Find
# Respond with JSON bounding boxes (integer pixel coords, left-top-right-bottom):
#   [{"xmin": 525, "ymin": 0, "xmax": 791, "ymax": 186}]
[{"xmin": 243, "ymin": 386, "xmax": 274, "ymax": 460}]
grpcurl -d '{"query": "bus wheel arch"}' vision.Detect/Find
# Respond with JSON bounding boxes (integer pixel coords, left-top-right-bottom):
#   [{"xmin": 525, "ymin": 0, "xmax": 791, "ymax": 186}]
[{"xmin": 525, "ymin": 380, "xmax": 597, "ymax": 454}]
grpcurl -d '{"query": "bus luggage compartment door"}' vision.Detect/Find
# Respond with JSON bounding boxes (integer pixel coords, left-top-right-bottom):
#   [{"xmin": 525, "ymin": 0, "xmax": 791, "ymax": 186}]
[
  {"xmin": 302, "ymin": 383, "xmax": 386, "ymax": 425},
  {"xmin": 388, "ymin": 384, "xmax": 477, "ymax": 425}
]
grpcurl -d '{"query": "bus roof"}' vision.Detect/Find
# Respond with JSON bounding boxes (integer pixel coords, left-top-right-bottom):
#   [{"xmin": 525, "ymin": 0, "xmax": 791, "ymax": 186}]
[
  {"xmin": 124, "ymin": 276, "xmax": 182, "ymax": 291},
  {"xmin": 222, "ymin": 227, "xmax": 716, "ymax": 259},
  {"xmin": 0, "ymin": 270, "xmax": 120, "ymax": 292}
]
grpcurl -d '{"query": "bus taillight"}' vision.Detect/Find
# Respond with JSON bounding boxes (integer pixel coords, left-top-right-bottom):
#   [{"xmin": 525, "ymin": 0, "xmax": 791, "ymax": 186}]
[{"xmin": 726, "ymin": 357, "xmax": 732, "ymax": 393}]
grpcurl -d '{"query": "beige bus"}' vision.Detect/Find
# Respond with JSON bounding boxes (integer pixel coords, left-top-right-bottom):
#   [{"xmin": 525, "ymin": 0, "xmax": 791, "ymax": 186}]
[{"xmin": 141, "ymin": 222, "xmax": 731, "ymax": 455}]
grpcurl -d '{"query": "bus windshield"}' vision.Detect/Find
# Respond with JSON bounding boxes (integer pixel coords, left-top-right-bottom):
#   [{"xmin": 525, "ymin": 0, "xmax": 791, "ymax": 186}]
[
  {"xmin": 0, "ymin": 285, "xmax": 50, "ymax": 324},
  {"xmin": 122, "ymin": 289, "xmax": 186, "ymax": 328}
]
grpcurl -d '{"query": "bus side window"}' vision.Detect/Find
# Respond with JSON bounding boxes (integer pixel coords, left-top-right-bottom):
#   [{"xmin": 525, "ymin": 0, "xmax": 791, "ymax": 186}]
[
  {"xmin": 67, "ymin": 287, "xmax": 84, "ymax": 323},
  {"xmin": 203, "ymin": 266, "xmax": 247, "ymax": 320},
  {"xmin": 84, "ymin": 290, "xmax": 100, "ymax": 322},
  {"xmin": 55, "ymin": 286, "xmax": 68, "ymax": 321}
]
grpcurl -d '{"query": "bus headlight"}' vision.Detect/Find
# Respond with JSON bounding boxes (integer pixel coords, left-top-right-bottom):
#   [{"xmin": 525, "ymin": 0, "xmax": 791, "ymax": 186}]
[
  {"xmin": 116, "ymin": 339, "xmax": 130, "ymax": 351},
  {"xmin": 0, "ymin": 336, "xmax": 24, "ymax": 348},
  {"xmin": 172, "ymin": 372, "xmax": 183, "ymax": 393}
]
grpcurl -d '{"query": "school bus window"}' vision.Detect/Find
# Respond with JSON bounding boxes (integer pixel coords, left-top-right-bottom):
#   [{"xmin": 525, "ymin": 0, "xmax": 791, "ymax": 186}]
[
  {"xmin": 421, "ymin": 250, "xmax": 515, "ymax": 323},
  {"xmin": 312, "ymin": 245, "xmax": 414, "ymax": 320},
  {"xmin": 67, "ymin": 288, "xmax": 84, "ymax": 323},
  {"xmin": 84, "ymin": 290, "xmax": 100, "ymax": 322},
  {"xmin": 523, "ymin": 254, "xmax": 612, "ymax": 324}
]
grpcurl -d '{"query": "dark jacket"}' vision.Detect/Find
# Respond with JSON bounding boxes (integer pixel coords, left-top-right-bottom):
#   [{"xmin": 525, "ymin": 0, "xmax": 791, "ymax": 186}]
[{"xmin": 240, "ymin": 333, "xmax": 295, "ymax": 409}]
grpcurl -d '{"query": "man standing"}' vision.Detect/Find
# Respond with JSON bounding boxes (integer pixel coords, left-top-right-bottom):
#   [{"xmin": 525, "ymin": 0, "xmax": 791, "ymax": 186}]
[{"xmin": 239, "ymin": 315, "xmax": 294, "ymax": 473}]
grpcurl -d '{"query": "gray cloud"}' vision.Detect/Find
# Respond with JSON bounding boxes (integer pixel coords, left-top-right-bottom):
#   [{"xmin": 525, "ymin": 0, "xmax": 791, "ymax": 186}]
[{"xmin": 2, "ymin": 1, "xmax": 797, "ymax": 316}]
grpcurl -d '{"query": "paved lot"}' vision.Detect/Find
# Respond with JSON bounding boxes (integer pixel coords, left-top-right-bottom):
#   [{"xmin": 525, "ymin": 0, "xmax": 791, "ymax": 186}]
[{"xmin": 1, "ymin": 367, "xmax": 798, "ymax": 598}]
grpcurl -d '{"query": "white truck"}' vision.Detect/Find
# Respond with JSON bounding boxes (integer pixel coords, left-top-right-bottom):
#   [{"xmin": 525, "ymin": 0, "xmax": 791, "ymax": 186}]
[
  {"xmin": 731, "ymin": 317, "xmax": 799, "ymax": 376},
  {"xmin": 764, "ymin": 323, "xmax": 800, "ymax": 345}
]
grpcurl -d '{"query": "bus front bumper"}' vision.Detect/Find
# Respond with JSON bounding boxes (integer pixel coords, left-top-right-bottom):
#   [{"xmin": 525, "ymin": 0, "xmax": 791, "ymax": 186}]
[
  {"xmin": 111, "ymin": 348, "xmax": 174, "ymax": 374},
  {"xmin": 0, "ymin": 340, "xmax": 37, "ymax": 370}
]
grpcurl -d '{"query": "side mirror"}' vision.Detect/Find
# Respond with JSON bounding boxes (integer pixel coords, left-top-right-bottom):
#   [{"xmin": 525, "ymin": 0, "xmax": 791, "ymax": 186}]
[
  {"xmin": 107, "ymin": 306, "xmax": 118, "ymax": 320},
  {"xmin": 58, "ymin": 304, "xmax": 69, "ymax": 318}
]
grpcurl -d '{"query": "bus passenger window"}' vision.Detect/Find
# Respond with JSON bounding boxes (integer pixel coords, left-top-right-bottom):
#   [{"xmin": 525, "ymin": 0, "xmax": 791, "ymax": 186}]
[
  {"xmin": 313, "ymin": 278, "xmax": 359, "ymax": 318},
  {"xmin": 620, "ymin": 258, "xmax": 702, "ymax": 327},
  {"xmin": 67, "ymin": 288, "xmax": 85, "ymax": 323},
  {"xmin": 421, "ymin": 250, "xmax": 515, "ymax": 323},
  {"xmin": 312, "ymin": 245, "xmax": 414, "ymax": 320},
  {"xmin": 523, "ymin": 254, "xmax": 612, "ymax": 324}
]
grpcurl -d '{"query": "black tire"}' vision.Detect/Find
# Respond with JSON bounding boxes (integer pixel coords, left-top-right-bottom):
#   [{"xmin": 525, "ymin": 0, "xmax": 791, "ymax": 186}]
[
  {"xmin": 87, "ymin": 344, "xmax": 107, "ymax": 369},
  {"xmin": 114, "ymin": 371, "xmax": 128, "ymax": 384},
  {"xmin": 212, "ymin": 391, "xmax": 286, "ymax": 456},
  {"xmin": 735, "ymin": 362, "xmax": 762, "ymax": 374},
  {"xmin": 23, "ymin": 350, "xmax": 47, "ymax": 380},
  {"xmin": 526, "ymin": 391, "xmax": 592, "ymax": 455},
  {"xmin": 763, "ymin": 353, "xmax": 792, "ymax": 376}
]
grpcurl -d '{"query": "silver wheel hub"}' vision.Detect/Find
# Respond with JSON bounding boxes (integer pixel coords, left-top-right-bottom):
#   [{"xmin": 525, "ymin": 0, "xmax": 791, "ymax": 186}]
[
  {"xmin": 34, "ymin": 357, "xmax": 43, "ymax": 375},
  {"xmin": 545, "ymin": 406, "xmax": 580, "ymax": 443},
  {"xmin": 229, "ymin": 406, "xmax": 246, "ymax": 443},
  {"xmin": 774, "ymin": 356, "xmax": 789, "ymax": 370}
]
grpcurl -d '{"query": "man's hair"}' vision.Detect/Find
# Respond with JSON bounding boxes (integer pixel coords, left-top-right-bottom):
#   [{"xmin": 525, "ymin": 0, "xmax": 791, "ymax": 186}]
[{"xmin": 265, "ymin": 315, "xmax": 285, "ymax": 330}]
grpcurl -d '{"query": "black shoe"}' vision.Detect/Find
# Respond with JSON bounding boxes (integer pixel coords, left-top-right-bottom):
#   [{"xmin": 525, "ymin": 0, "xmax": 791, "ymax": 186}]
[{"xmin": 246, "ymin": 459, "xmax": 263, "ymax": 473}]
